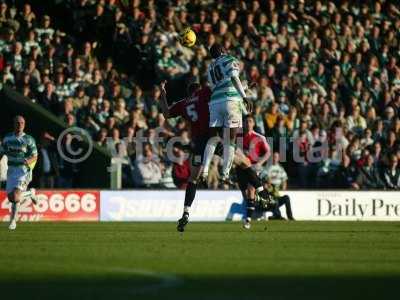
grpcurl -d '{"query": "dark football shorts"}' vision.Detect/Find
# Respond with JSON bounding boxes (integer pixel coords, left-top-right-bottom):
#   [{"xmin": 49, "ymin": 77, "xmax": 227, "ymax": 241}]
[{"xmin": 191, "ymin": 135, "xmax": 208, "ymax": 166}]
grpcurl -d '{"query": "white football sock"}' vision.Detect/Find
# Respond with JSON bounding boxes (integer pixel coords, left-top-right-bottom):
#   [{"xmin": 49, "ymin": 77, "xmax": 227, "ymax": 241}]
[
  {"xmin": 202, "ymin": 138, "xmax": 219, "ymax": 176},
  {"xmin": 256, "ymin": 186, "xmax": 264, "ymax": 193},
  {"xmin": 183, "ymin": 206, "xmax": 190, "ymax": 214},
  {"xmin": 21, "ymin": 190, "xmax": 32, "ymax": 203},
  {"xmin": 222, "ymin": 144, "xmax": 235, "ymax": 178},
  {"xmin": 10, "ymin": 202, "xmax": 20, "ymax": 222}
]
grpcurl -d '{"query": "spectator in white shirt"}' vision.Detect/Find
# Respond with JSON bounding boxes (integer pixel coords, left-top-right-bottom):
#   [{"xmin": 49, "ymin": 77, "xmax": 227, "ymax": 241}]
[
  {"xmin": 24, "ymin": 30, "xmax": 41, "ymax": 55},
  {"xmin": 133, "ymin": 143, "xmax": 162, "ymax": 188},
  {"xmin": 35, "ymin": 15, "xmax": 55, "ymax": 42},
  {"xmin": 260, "ymin": 152, "xmax": 294, "ymax": 220},
  {"xmin": 261, "ymin": 152, "xmax": 288, "ymax": 190},
  {"xmin": 346, "ymin": 105, "xmax": 366, "ymax": 135}
]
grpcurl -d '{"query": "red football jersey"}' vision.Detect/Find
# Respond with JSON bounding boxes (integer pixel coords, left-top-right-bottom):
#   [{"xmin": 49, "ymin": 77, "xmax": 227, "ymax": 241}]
[
  {"xmin": 169, "ymin": 87, "xmax": 211, "ymax": 137},
  {"xmin": 242, "ymin": 130, "xmax": 271, "ymax": 164}
]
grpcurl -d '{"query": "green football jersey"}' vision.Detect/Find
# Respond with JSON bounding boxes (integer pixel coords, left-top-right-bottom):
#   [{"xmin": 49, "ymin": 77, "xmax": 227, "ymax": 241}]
[
  {"xmin": 207, "ymin": 55, "xmax": 243, "ymax": 103},
  {"xmin": 1, "ymin": 132, "xmax": 37, "ymax": 169}
]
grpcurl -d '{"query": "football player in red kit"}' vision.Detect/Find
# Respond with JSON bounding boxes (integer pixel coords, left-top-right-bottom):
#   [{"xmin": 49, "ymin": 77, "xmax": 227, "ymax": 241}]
[
  {"xmin": 159, "ymin": 81, "xmax": 273, "ymax": 232},
  {"xmin": 236, "ymin": 114, "xmax": 271, "ymax": 228},
  {"xmin": 159, "ymin": 81, "xmax": 211, "ymax": 232}
]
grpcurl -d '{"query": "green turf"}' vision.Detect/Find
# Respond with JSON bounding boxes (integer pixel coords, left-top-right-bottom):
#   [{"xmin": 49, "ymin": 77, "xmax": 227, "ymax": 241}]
[{"xmin": 1, "ymin": 222, "xmax": 400, "ymax": 300}]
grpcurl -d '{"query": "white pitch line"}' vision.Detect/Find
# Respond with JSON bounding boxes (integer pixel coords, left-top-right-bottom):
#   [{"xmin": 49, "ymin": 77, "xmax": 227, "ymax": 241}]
[
  {"xmin": 108, "ymin": 267, "xmax": 184, "ymax": 295},
  {"xmin": 26, "ymin": 261, "xmax": 184, "ymax": 296}
]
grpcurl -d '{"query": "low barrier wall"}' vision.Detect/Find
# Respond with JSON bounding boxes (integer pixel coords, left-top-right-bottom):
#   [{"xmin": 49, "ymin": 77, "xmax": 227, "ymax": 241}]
[
  {"xmin": 0, "ymin": 190, "xmax": 99, "ymax": 222},
  {"xmin": 1, "ymin": 190, "xmax": 399, "ymax": 222}
]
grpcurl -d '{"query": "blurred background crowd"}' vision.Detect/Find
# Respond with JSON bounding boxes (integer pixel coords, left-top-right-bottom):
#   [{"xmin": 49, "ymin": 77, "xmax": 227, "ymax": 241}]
[{"xmin": 0, "ymin": 0, "xmax": 400, "ymax": 190}]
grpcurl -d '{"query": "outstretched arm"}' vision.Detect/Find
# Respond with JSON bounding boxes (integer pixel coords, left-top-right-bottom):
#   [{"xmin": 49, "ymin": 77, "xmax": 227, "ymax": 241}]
[
  {"xmin": 231, "ymin": 75, "xmax": 247, "ymax": 99},
  {"xmin": 159, "ymin": 80, "xmax": 170, "ymax": 119},
  {"xmin": 232, "ymin": 77, "xmax": 255, "ymax": 114}
]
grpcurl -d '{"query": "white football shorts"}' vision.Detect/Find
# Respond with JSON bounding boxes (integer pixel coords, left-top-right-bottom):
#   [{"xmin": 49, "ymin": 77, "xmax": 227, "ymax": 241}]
[
  {"xmin": 6, "ymin": 167, "xmax": 32, "ymax": 194},
  {"xmin": 209, "ymin": 100, "xmax": 243, "ymax": 128}
]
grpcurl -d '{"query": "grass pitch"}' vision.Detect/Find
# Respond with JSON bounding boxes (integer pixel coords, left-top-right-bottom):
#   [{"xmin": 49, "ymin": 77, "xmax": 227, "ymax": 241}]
[{"xmin": 1, "ymin": 221, "xmax": 400, "ymax": 300}]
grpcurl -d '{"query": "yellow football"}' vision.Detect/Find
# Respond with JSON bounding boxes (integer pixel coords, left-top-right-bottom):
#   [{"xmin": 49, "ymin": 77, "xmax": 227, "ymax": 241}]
[{"xmin": 179, "ymin": 27, "xmax": 196, "ymax": 47}]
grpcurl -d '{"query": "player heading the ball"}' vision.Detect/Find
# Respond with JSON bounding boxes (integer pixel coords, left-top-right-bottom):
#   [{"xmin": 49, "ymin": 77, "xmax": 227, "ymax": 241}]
[{"xmin": 201, "ymin": 43, "xmax": 253, "ymax": 183}]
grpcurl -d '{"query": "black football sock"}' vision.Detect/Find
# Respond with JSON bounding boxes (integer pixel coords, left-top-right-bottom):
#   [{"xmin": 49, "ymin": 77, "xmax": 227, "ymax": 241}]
[
  {"xmin": 242, "ymin": 167, "xmax": 271, "ymax": 199},
  {"xmin": 183, "ymin": 182, "xmax": 197, "ymax": 214},
  {"xmin": 246, "ymin": 198, "xmax": 255, "ymax": 220}
]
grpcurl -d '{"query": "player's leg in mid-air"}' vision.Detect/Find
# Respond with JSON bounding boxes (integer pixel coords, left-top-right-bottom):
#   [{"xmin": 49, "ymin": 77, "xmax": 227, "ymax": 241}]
[
  {"xmin": 177, "ymin": 136, "xmax": 208, "ymax": 232},
  {"xmin": 7, "ymin": 168, "xmax": 37, "ymax": 230},
  {"xmin": 220, "ymin": 101, "xmax": 243, "ymax": 181},
  {"xmin": 201, "ymin": 101, "xmax": 241, "ymax": 182},
  {"xmin": 237, "ymin": 167, "xmax": 255, "ymax": 230},
  {"xmin": 234, "ymin": 151, "xmax": 275, "ymax": 229},
  {"xmin": 201, "ymin": 99, "xmax": 223, "ymax": 181},
  {"xmin": 234, "ymin": 149, "xmax": 274, "ymax": 201},
  {"xmin": 205, "ymin": 44, "xmax": 250, "ymax": 182},
  {"xmin": 177, "ymin": 162, "xmax": 201, "ymax": 232},
  {"xmin": 7, "ymin": 188, "xmax": 22, "ymax": 231}
]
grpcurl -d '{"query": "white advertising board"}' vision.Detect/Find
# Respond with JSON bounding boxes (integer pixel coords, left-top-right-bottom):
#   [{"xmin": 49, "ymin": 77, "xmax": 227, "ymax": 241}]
[
  {"xmin": 100, "ymin": 190, "xmax": 245, "ymax": 221},
  {"xmin": 100, "ymin": 190, "xmax": 400, "ymax": 222},
  {"xmin": 287, "ymin": 191, "xmax": 400, "ymax": 221}
]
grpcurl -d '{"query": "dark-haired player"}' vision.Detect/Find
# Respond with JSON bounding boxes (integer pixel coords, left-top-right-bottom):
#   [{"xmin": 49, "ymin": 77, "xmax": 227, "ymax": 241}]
[
  {"xmin": 201, "ymin": 43, "xmax": 251, "ymax": 183},
  {"xmin": 159, "ymin": 81, "xmax": 210, "ymax": 232},
  {"xmin": 237, "ymin": 115, "xmax": 271, "ymax": 229},
  {"xmin": 159, "ymin": 81, "xmax": 272, "ymax": 232}
]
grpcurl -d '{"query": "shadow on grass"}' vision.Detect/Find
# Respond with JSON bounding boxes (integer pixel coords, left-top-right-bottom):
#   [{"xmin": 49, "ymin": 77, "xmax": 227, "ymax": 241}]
[{"xmin": 0, "ymin": 274, "xmax": 398, "ymax": 300}]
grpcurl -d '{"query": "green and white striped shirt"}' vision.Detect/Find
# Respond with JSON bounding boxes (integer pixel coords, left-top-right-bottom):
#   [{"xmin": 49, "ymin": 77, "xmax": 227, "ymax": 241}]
[
  {"xmin": 260, "ymin": 164, "xmax": 288, "ymax": 187},
  {"xmin": 207, "ymin": 55, "xmax": 243, "ymax": 104},
  {"xmin": 1, "ymin": 133, "xmax": 37, "ymax": 170}
]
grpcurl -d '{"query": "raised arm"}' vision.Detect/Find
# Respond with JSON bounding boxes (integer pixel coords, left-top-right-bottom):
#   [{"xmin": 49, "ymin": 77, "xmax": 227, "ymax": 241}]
[
  {"xmin": 231, "ymin": 75, "xmax": 247, "ymax": 99},
  {"xmin": 159, "ymin": 80, "xmax": 170, "ymax": 119},
  {"xmin": 232, "ymin": 76, "xmax": 254, "ymax": 114}
]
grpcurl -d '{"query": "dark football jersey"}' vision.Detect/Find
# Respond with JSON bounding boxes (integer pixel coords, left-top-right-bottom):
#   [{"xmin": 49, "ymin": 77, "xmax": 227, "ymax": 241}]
[{"xmin": 169, "ymin": 87, "xmax": 211, "ymax": 137}]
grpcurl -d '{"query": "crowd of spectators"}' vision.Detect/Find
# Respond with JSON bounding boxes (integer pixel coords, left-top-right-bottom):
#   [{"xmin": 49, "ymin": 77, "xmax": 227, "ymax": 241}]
[{"xmin": 1, "ymin": 0, "xmax": 400, "ymax": 190}]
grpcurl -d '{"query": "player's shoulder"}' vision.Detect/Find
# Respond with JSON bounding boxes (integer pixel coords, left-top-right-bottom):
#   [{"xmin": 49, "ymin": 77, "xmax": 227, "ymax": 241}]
[
  {"xmin": 24, "ymin": 134, "xmax": 36, "ymax": 143},
  {"xmin": 218, "ymin": 56, "xmax": 240, "ymax": 72},
  {"xmin": 251, "ymin": 131, "xmax": 268, "ymax": 141},
  {"xmin": 3, "ymin": 132, "xmax": 14, "ymax": 142},
  {"xmin": 219, "ymin": 54, "xmax": 238, "ymax": 64},
  {"xmin": 225, "ymin": 55, "xmax": 237, "ymax": 61}
]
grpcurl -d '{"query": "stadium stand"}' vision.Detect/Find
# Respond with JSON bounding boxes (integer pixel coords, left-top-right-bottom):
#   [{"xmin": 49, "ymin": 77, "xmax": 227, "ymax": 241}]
[{"xmin": 0, "ymin": 0, "xmax": 400, "ymax": 189}]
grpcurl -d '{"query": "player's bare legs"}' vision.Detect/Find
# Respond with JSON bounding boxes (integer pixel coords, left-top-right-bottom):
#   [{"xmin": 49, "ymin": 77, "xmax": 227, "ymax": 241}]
[
  {"xmin": 221, "ymin": 127, "xmax": 239, "ymax": 182},
  {"xmin": 20, "ymin": 188, "xmax": 37, "ymax": 205},
  {"xmin": 8, "ymin": 188, "xmax": 22, "ymax": 230},
  {"xmin": 7, "ymin": 184, "xmax": 37, "ymax": 230},
  {"xmin": 200, "ymin": 127, "xmax": 221, "ymax": 181},
  {"xmin": 234, "ymin": 150, "xmax": 275, "ymax": 229},
  {"xmin": 235, "ymin": 148, "xmax": 273, "ymax": 200},
  {"xmin": 233, "ymin": 149, "xmax": 251, "ymax": 168}
]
